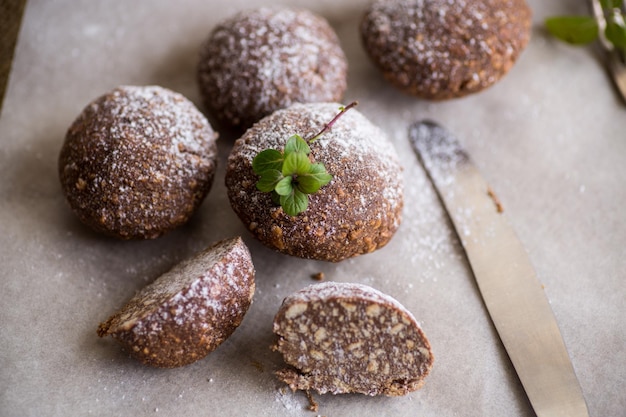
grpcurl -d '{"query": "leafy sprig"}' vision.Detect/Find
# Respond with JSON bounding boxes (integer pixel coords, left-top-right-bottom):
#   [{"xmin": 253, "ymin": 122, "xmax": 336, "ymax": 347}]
[
  {"xmin": 545, "ymin": 0, "xmax": 626, "ymax": 53},
  {"xmin": 252, "ymin": 101, "xmax": 358, "ymax": 216}
]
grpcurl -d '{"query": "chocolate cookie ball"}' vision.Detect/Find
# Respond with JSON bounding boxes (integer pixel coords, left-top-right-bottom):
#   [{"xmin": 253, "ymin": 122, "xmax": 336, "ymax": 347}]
[
  {"xmin": 59, "ymin": 86, "xmax": 218, "ymax": 239},
  {"xmin": 225, "ymin": 102, "xmax": 404, "ymax": 262},
  {"xmin": 197, "ymin": 7, "xmax": 348, "ymax": 129},
  {"xmin": 360, "ymin": 0, "xmax": 532, "ymax": 99}
]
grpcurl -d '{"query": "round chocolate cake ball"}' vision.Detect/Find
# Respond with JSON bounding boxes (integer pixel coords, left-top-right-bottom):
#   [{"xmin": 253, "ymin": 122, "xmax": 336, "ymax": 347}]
[
  {"xmin": 225, "ymin": 102, "xmax": 404, "ymax": 262},
  {"xmin": 360, "ymin": 0, "xmax": 532, "ymax": 99},
  {"xmin": 197, "ymin": 7, "xmax": 348, "ymax": 129},
  {"xmin": 59, "ymin": 85, "xmax": 218, "ymax": 239}
]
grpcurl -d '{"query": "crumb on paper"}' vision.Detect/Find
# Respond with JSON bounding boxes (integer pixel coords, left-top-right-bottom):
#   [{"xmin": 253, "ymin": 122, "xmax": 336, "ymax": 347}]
[
  {"xmin": 251, "ymin": 360, "xmax": 264, "ymax": 372},
  {"xmin": 487, "ymin": 186, "xmax": 504, "ymax": 213},
  {"xmin": 305, "ymin": 390, "xmax": 319, "ymax": 412},
  {"xmin": 311, "ymin": 272, "xmax": 325, "ymax": 281}
]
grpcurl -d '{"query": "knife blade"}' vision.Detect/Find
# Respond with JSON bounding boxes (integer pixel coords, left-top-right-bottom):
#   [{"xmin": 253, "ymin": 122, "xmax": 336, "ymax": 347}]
[{"xmin": 409, "ymin": 120, "xmax": 589, "ymax": 417}]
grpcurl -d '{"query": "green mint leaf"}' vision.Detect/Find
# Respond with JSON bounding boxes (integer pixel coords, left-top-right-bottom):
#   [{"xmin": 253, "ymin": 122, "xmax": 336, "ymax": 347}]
[
  {"xmin": 296, "ymin": 164, "xmax": 333, "ymax": 194},
  {"xmin": 252, "ymin": 149, "xmax": 283, "ymax": 174},
  {"xmin": 296, "ymin": 175, "xmax": 323, "ymax": 194},
  {"xmin": 545, "ymin": 16, "xmax": 599, "ymax": 45},
  {"xmin": 256, "ymin": 169, "xmax": 283, "ymax": 192},
  {"xmin": 280, "ymin": 189, "xmax": 309, "ymax": 216},
  {"xmin": 284, "ymin": 135, "xmax": 311, "ymax": 155},
  {"xmin": 308, "ymin": 163, "xmax": 333, "ymax": 186},
  {"xmin": 282, "ymin": 152, "xmax": 311, "ymax": 176},
  {"xmin": 275, "ymin": 176, "xmax": 294, "ymax": 196},
  {"xmin": 605, "ymin": 21, "xmax": 626, "ymax": 48},
  {"xmin": 251, "ymin": 102, "xmax": 357, "ymax": 216}
]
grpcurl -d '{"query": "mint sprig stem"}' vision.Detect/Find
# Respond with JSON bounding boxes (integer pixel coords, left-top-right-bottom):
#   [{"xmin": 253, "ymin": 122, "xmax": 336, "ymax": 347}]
[
  {"xmin": 306, "ymin": 101, "xmax": 358, "ymax": 144},
  {"xmin": 251, "ymin": 102, "xmax": 358, "ymax": 216}
]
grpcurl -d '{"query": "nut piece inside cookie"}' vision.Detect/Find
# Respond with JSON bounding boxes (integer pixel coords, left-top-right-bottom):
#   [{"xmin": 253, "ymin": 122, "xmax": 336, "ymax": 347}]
[
  {"xmin": 272, "ymin": 282, "xmax": 434, "ymax": 396},
  {"xmin": 98, "ymin": 237, "xmax": 255, "ymax": 368}
]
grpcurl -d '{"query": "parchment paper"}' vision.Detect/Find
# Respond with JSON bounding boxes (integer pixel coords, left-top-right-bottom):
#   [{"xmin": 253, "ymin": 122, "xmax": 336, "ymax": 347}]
[{"xmin": 1, "ymin": 1, "xmax": 624, "ymax": 416}]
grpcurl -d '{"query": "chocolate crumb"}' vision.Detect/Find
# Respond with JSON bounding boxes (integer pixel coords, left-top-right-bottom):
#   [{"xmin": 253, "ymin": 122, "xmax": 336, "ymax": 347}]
[
  {"xmin": 311, "ymin": 272, "xmax": 325, "ymax": 281},
  {"xmin": 251, "ymin": 360, "xmax": 265, "ymax": 373},
  {"xmin": 305, "ymin": 390, "xmax": 319, "ymax": 412},
  {"xmin": 487, "ymin": 186, "xmax": 504, "ymax": 213}
]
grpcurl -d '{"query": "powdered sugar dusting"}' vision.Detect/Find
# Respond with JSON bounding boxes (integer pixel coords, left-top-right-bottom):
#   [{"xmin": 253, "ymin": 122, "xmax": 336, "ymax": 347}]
[
  {"xmin": 409, "ymin": 120, "xmax": 468, "ymax": 187},
  {"xmin": 274, "ymin": 387, "xmax": 303, "ymax": 411},
  {"xmin": 84, "ymin": 85, "xmax": 216, "ymax": 179},
  {"xmin": 235, "ymin": 103, "xmax": 399, "ymax": 171},
  {"xmin": 281, "ymin": 281, "xmax": 420, "ymax": 327}
]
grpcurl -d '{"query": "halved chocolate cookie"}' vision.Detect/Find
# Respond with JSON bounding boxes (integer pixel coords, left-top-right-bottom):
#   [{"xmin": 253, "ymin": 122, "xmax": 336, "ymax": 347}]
[
  {"xmin": 98, "ymin": 237, "xmax": 255, "ymax": 368},
  {"xmin": 272, "ymin": 282, "xmax": 434, "ymax": 396}
]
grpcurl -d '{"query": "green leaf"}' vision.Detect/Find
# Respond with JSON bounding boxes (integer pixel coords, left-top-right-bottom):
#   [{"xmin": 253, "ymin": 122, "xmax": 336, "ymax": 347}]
[
  {"xmin": 605, "ymin": 21, "xmax": 626, "ymax": 48},
  {"xmin": 280, "ymin": 189, "xmax": 309, "ymax": 216},
  {"xmin": 309, "ymin": 163, "xmax": 333, "ymax": 186},
  {"xmin": 275, "ymin": 176, "xmax": 294, "ymax": 196},
  {"xmin": 282, "ymin": 152, "xmax": 311, "ymax": 176},
  {"xmin": 252, "ymin": 149, "xmax": 283, "ymax": 174},
  {"xmin": 296, "ymin": 164, "xmax": 333, "ymax": 194},
  {"xmin": 256, "ymin": 169, "xmax": 283, "ymax": 192},
  {"xmin": 545, "ymin": 16, "xmax": 599, "ymax": 45},
  {"xmin": 297, "ymin": 175, "xmax": 323, "ymax": 194},
  {"xmin": 284, "ymin": 135, "xmax": 310, "ymax": 155}
]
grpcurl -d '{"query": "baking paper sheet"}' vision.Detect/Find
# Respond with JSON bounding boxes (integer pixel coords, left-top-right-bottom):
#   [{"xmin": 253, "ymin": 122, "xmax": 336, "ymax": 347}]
[{"xmin": 1, "ymin": 1, "xmax": 624, "ymax": 416}]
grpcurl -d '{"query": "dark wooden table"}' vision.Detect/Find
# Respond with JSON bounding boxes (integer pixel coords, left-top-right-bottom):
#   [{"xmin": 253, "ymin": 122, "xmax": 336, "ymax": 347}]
[{"xmin": 0, "ymin": 0, "xmax": 27, "ymax": 115}]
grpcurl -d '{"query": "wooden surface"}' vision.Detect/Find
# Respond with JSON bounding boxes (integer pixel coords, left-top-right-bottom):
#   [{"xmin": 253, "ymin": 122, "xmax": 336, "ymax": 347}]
[{"xmin": 0, "ymin": 0, "xmax": 27, "ymax": 115}]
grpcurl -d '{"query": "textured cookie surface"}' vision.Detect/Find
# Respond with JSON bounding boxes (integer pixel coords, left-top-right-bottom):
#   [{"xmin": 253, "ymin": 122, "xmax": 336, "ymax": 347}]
[
  {"xmin": 272, "ymin": 282, "xmax": 434, "ymax": 396},
  {"xmin": 361, "ymin": 0, "xmax": 532, "ymax": 99},
  {"xmin": 225, "ymin": 102, "xmax": 403, "ymax": 262},
  {"xmin": 198, "ymin": 7, "xmax": 347, "ymax": 129},
  {"xmin": 97, "ymin": 237, "xmax": 255, "ymax": 368},
  {"xmin": 59, "ymin": 85, "xmax": 218, "ymax": 239}
]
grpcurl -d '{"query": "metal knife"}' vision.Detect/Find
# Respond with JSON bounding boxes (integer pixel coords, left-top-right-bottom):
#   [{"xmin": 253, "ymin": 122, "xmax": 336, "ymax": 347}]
[{"xmin": 409, "ymin": 121, "xmax": 589, "ymax": 417}]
